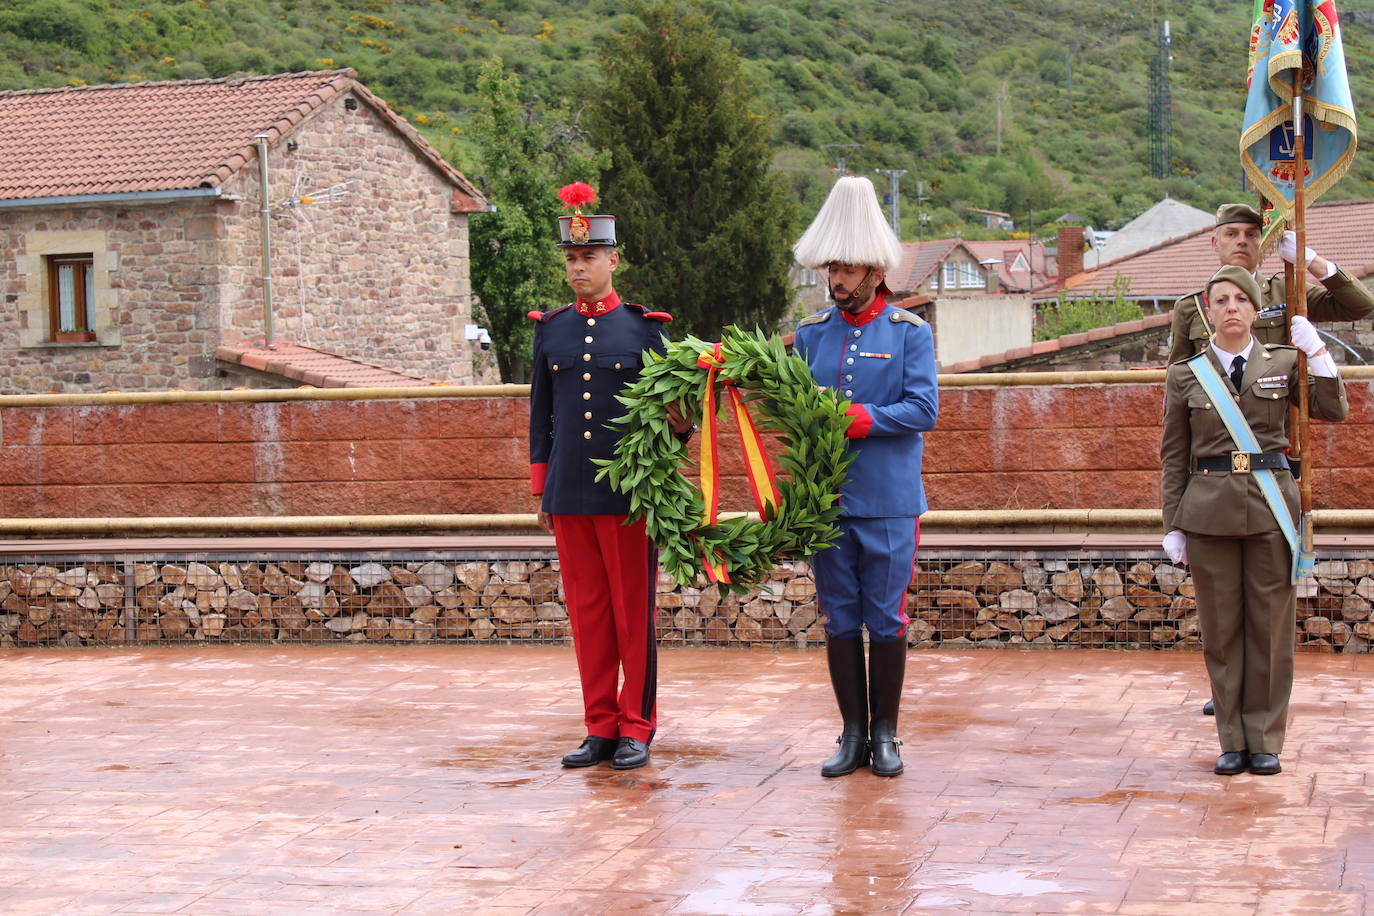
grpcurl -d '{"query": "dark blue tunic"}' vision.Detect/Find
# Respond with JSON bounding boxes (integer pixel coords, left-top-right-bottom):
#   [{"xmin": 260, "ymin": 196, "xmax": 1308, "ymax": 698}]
[{"xmin": 528, "ymin": 292, "xmax": 670, "ymax": 514}]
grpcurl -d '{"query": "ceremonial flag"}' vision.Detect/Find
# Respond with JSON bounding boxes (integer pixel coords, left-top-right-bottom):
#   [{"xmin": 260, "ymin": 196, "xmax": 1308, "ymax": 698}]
[{"xmin": 1240, "ymin": 0, "xmax": 1357, "ymax": 217}]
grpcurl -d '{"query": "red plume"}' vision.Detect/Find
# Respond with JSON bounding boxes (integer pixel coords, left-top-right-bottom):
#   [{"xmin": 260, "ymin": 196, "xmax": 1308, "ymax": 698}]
[{"xmin": 557, "ymin": 182, "xmax": 597, "ymax": 209}]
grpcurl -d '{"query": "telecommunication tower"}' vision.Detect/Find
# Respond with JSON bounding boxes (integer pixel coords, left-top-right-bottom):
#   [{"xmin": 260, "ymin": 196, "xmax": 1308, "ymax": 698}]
[{"xmin": 1148, "ymin": 20, "xmax": 1173, "ymax": 178}]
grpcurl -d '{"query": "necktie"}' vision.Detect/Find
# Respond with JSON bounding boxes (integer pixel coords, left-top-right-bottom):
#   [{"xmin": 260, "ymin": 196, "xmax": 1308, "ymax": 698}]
[{"xmin": 1230, "ymin": 355, "xmax": 1246, "ymax": 392}]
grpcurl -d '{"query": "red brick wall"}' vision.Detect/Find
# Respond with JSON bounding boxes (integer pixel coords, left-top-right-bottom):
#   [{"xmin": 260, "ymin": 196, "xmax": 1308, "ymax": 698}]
[
  {"xmin": 2, "ymin": 381, "xmax": 1371, "ymax": 518},
  {"xmin": 1057, "ymin": 226, "xmax": 1085, "ymax": 286}
]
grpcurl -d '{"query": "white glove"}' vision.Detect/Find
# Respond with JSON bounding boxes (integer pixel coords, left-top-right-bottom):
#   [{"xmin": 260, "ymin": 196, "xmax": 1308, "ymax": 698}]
[
  {"xmin": 1278, "ymin": 230, "xmax": 1316, "ymax": 267},
  {"xmin": 1163, "ymin": 530, "xmax": 1188, "ymax": 565},
  {"xmin": 1289, "ymin": 315, "xmax": 1324, "ymax": 357}
]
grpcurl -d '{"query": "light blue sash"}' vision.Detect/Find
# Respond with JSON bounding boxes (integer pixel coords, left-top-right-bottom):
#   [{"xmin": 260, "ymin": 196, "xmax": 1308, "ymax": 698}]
[{"xmin": 1186, "ymin": 352, "xmax": 1312, "ymax": 583}]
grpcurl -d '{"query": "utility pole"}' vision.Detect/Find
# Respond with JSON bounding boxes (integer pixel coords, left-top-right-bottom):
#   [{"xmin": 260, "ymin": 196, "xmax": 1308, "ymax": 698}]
[
  {"xmin": 874, "ymin": 168, "xmax": 907, "ymax": 236},
  {"xmin": 914, "ymin": 180, "xmax": 930, "ymax": 241},
  {"xmin": 1065, "ymin": 49, "xmax": 1073, "ymax": 113},
  {"xmin": 822, "ymin": 143, "xmax": 860, "ymax": 174},
  {"xmin": 995, "ymin": 81, "xmax": 1008, "ymax": 156},
  {"xmin": 255, "ymin": 134, "xmax": 275, "ymax": 348}
]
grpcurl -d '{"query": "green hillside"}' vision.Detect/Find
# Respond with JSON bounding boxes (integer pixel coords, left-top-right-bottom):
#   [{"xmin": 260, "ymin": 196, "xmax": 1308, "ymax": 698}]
[{"xmin": 4, "ymin": 0, "xmax": 1374, "ymax": 237}]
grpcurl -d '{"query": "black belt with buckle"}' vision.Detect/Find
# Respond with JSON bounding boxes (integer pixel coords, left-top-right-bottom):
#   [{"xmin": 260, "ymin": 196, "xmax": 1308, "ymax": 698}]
[{"xmin": 1192, "ymin": 452, "xmax": 1291, "ymax": 475}]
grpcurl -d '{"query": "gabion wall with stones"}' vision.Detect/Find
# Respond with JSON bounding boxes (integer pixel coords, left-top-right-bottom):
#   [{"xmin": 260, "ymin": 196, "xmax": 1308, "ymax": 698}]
[{"xmin": 3, "ymin": 549, "xmax": 1373, "ymax": 652}]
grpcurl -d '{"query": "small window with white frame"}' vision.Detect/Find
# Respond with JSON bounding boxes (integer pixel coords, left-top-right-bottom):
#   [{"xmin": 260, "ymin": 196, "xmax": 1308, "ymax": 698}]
[{"xmin": 959, "ymin": 262, "xmax": 982, "ymax": 288}]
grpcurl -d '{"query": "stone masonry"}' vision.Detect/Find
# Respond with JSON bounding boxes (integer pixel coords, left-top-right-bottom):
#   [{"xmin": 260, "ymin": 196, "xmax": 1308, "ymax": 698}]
[
  {"xmin": 4, "ymin": 550, "xmax": 1373, "ymax": 653},
  {"xmin": 214, "ymin": 98, "xmax": 476, "ymax": 383},
  {"xmin": 0, "ymin": 91, "xmax": 477, "ymax": 393}
]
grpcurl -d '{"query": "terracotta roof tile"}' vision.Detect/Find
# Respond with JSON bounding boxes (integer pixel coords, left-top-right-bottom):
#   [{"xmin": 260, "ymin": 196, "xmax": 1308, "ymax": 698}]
[
  {"xmin": 1041, "ymin": 198, "xmax": 1374, "ymax": 301},
  {"xmin": 0, "ymin": 70, "xmax": 483, "ymax": 209},
  {"xmin": 891, "ymin": 238, "xmax": 1054, "ymax": 295},
  {"xmin": 943, "ymin": 311, "xmax": 1172, "ymax": 372},
  {"xmin": 960, "ymin": 239, "xmax": 1055, "ymax": 292},
  {"xmin": 889, "ymin": 239, "xmax": 960, "ymax": 294},
  {"xmin": 215, "ymin": 340, "xmax": 444, "ymax": 388}
]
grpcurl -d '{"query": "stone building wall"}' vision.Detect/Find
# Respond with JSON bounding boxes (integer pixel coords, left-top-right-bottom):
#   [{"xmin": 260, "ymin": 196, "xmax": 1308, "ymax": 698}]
[
  {"xmin": 0, "ymin": 199, "xmax": 230, "ymax": 393},
  {"xmin": 216, "ymin": 97, "xmax": 476, "ymax": 384},
  {"xmin": 0, "ymin": 94, "xmax": 478, "ymax": 395},
  {"xmin": 1313, "ymin": 316, "xmax": 1374, "ymax": 365}
]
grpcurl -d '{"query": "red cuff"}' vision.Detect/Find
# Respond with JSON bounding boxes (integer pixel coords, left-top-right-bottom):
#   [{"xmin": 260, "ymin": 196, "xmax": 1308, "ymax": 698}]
[
  {"xmin": 530, "ymin": 462, "xmax": 548, "ymax": 496},
  {"xmin": 844, "ymin": 404, "xmax": 872, "ymax": 439}
]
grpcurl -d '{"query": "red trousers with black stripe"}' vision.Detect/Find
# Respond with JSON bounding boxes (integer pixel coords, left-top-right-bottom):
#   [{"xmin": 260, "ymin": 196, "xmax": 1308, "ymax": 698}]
[{"xmin": 551, "ymin": 514, "xmax": 659, "ymax": 744}]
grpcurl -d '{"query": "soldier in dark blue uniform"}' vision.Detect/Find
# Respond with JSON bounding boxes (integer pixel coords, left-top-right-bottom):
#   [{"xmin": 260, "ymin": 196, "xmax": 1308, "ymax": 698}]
[
  {"xmin": 792, "ymin": 177, "xmax": 939, "ymax": 778},
  {"xmin": 528, "ymin": 183, "xmax": 691, "ymax": 771}
]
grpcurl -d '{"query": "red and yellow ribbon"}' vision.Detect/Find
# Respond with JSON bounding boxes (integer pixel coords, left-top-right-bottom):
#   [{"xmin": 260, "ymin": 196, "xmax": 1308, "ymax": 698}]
[{"xmin": 695, "ymin": 343, "xmax": 781, "ymax": 583}]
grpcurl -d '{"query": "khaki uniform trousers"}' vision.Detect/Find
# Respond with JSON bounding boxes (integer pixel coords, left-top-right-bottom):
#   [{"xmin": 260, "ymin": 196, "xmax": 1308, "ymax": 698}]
[{"xmin": 1187, "ymin": 529, "xmax": 1295, "ymax": 755}]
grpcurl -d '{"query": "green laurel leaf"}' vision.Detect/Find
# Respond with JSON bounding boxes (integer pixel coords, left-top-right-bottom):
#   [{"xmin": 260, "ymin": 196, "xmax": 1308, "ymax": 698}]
[{"xmin": 599, "ymin": 326, "xmax": 855, "ymax": 595}]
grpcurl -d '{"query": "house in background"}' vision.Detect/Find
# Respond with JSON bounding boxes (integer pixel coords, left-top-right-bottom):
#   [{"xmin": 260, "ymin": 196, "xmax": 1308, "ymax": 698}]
[
  {"xmin": 968, "ymin": 207, "xmax": 1014, "ymax": 231},
  {"xmin": 1084, "ymin": 197, "xmax": 1213, "ymax": 269},
  {"xmin": 889, "ymin": 238, "xmax": 995, "ymax": 298},
  {"xmin": 945, "ymin": 197, "xmax": 1374, "ymax": 374},
  {"xmin": 960, "ymin": 239, "xmax": 1055, "ymax": 294},
  {"xmin": 885, "ymin": 238, "xmax": 1036, "ymax": 370},
  {"xmin": 0, "ymin": 69, "xmax": 486, "ymax": 393}
]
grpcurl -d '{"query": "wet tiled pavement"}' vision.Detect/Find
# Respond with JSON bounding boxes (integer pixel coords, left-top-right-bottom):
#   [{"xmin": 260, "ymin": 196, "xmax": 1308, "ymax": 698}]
[{"xmin": 1, "ymin": 645, "xmax": 1371, "ymax": 915}]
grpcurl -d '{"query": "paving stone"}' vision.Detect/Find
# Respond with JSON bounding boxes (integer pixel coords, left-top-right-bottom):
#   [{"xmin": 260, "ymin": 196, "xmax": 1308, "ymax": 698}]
[{"xmin": 0, "ymin": 646, "xmax": 1369, "ymax": 914}]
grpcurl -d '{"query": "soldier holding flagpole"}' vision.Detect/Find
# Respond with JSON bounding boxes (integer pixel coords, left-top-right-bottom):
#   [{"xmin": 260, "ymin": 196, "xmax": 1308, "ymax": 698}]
[
  {"xmin": 1162, "ymin": 0, "xmax": 1360, "ymax": 773},
  {"xmin": 1237, "ymin": 0, "xmax": 1359, "ymax": 604}
]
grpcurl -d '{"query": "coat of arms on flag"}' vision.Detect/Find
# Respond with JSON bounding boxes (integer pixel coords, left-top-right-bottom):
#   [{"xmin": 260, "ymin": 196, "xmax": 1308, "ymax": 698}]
[{"xmin": 1240, "ymin": 0, "xmax": 1357, "ymax": 218}]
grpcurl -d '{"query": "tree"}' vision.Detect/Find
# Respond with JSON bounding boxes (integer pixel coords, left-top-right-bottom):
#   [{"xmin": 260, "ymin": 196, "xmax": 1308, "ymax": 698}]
[
  {"xmin": 466, "ymin": 58, "xmax": 607, "ymax": 382},
  {"xmin": 586, "ymin": 0, "xmax": 798, "ymax": 340}
]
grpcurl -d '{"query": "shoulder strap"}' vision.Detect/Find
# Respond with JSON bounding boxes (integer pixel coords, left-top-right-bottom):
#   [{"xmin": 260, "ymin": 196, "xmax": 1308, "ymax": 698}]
[
  {"xmin": 528, "ymin": 303, "xmax": 574, "ymax": 323},
  {"xmin": 623, "ymin": 303, "xmax": 673, "ymax": 322},
  {"xmin": 1186, "ymin": 353, "xmax": 1298, "ymax": 561},
  {"xmin": 1191, "ymin": 293, "xmax": 1213, "ymax": 338}
]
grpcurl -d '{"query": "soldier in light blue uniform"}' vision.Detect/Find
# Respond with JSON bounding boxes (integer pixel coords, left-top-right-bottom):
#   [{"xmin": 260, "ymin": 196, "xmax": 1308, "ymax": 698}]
[{"xmin": 792, "ymin": 177, "xmax": 939, "ymax": 778}]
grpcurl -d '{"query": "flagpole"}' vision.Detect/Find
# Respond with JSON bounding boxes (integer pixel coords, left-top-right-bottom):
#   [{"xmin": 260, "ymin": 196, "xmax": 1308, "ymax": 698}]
[{"xmin": 1287, "ymin": 68, "xmax": 1315, "ymax": 557}]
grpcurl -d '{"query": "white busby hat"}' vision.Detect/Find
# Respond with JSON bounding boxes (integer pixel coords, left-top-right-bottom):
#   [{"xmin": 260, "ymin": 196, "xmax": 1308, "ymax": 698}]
[{"xmin": 793, "ymin": 176, "xmax": 903, "ymax": 272}]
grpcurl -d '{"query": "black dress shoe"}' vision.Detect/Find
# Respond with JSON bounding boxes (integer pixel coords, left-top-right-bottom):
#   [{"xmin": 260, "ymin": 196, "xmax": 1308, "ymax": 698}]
[
  {"xmin": 561, "ymin": 736, "xmax": 617, "ymax": 768},
  {"xmin": 1249, "ymin": 753, "xmax": 1282, "ymax": 775},
  {"xmin": 1214, "ymin": 750, "xmax": 1249, "ymax": 775},
  {"xmin": 612, "ymin": 737, "xmax": 650, "ymax": 770},
  {"xmin": 1202, "ymin": 699, "xmax": 1215, "ymax": 716}
]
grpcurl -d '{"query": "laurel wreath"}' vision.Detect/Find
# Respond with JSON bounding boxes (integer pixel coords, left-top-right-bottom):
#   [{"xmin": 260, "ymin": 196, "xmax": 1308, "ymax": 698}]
[{"xmin": 593, "ymin": 326, "xmax": 855, "ymax": 595}]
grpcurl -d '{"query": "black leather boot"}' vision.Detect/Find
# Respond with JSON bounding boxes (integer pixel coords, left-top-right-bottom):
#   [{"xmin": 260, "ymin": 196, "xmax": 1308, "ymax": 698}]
[
  {"xmin": 868, "ymin": 637, "xmax": 907, "ymax": 777},
  {"xmin": 820, "ymin": 636, "xmax": 869, "ymax": 777}
]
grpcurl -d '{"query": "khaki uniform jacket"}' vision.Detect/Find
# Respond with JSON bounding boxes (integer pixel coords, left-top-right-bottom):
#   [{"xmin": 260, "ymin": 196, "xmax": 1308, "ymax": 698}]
[
  {"xmin": 1166, "ymin": 268, "xmax": 1374, "ymax": 365},
  {"xmin": 1160, "ymin": 342, "xmax": 1347, "ymax": 537}
]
